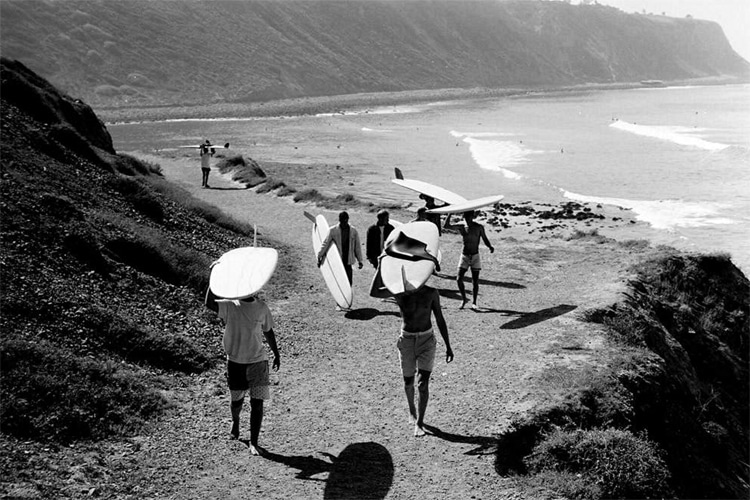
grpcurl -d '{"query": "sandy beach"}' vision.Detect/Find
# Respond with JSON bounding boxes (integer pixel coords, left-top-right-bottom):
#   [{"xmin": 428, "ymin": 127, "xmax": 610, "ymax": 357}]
[{"xmin": 86, "ymin": 149, "xmax": 664, "ymax": 499}]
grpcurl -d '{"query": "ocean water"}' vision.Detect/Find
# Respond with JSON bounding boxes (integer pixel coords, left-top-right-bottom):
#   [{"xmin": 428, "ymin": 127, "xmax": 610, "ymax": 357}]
[{"xmin": 109, "ymin": 84, "xmax": 750, "ymax": 273}]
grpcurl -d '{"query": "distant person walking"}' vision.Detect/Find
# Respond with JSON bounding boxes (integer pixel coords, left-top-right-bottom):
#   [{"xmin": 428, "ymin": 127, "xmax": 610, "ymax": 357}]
[
  {"xmin": 366, "ymin": 210, "xmax": 395, "ymax": 268},
  {"xmin": 317, "ymin": 211, "xmax": 363, "ymax": 307},
  {"xmin": 394, "ymin": 280, "xmax": 453, "ymax": 437},
  {"xmin": 445, "ymin": 211, "xmax": 494, "ymax": 309},
  {"xmin": 205, "ymin": 288, "xmax": 281, "ymax": 456},
  {"xmin": 200, "ymin": 139, "xmax": 214, "ymax": 188}
]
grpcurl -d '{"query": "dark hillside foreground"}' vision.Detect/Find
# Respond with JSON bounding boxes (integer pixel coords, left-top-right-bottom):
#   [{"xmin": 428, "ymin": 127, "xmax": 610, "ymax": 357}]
[
  {"xmin": 1, "ymin": 59, "xmax": 749, "ymax": 499},
  {"xmin": 0, "ymin": 0, "xmax": 747, "ymax": 110},
  {"xmin": 0, "ymin": 57, "xmax": 276, "ymax": 444}
]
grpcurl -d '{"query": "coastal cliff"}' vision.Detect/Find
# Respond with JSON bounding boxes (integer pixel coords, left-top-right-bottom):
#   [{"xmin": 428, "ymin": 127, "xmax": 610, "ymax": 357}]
[
  {"xmin": 2, "ymin": 58, "xmax": 749, "ymax": 499},
  {"xmin": 1, "ymin": 0, "xmax": 748, "ymax": 108}
]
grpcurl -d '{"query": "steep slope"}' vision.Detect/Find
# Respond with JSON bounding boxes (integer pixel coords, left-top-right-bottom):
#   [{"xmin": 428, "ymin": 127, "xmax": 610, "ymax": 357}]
[
  {"xmin": 0, "ymin": 57, "xmax": 277, "ymax": 442},
  {"xmin": 1, "ymin": 0, "xmax": 747, "ymax": 108}
]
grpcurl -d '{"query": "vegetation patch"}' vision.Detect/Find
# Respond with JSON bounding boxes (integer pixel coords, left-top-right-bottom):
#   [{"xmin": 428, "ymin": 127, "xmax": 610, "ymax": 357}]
[
  {"xmin": 0, "ymin": 337, "xmax": 167, "ymax": 442},
  {"xmin": 498, "ymin": 252, "xmax": 749, "ymax": 499},
  {"xmin": 214, "ymin": 154, "xmax": 266, "ymax": 187}
]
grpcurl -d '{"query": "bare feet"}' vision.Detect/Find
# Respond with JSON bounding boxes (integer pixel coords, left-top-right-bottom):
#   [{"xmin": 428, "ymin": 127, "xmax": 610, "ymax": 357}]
[
  {"xmin": 248, "ymin": 443, "xmax": 265, "ymax": 456},
  {"xmin": 230, "ymin": 420, "xmax": 240, "ymax": 440},
  {"xmin": 414, "ymin": 423, "xmax": 426, "ymax": 437},
  {"xmin": 460, "ymin": 299, "xmax": 468, "ymax": 309}
]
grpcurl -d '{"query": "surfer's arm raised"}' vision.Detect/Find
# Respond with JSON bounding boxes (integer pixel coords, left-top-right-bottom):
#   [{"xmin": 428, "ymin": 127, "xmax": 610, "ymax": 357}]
[{"xmin": 205, "ymin": 287, "xmax": 219, "ymax": 313}]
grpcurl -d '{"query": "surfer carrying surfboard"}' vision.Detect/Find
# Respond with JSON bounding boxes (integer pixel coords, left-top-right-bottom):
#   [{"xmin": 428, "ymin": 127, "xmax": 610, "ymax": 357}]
[
  {"xmin": 199, "ymin": 139, "xmax": 214, "ymax": 188},
  {"xmin": 444, "ymin": 211, "xmax": 495, "ymax": 310},
  {"xmin": 366, "ymin": 210, "xmax": 395, "ymax": 268},
  {"xmin": 317, "ymin": 211, "xmax": 363, "ymax": 287},
  {"xmin": 205, "ymin": 289, "xmax": 281, "ymax": 455}
]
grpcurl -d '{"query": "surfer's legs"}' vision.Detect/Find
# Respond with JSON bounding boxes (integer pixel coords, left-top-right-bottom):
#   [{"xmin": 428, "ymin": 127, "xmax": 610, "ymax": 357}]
[
  {"xmin": 230, "ymin": 395, "xmax": 244, "ymax": 440},
  {"xmin": 402, "ymin": 375, "xmax": 417, "ymax": 423},
  {"xmin": 456, "ymin": 267, "xmax": 468, "ymax": 308},
  {"xmin": 414, "ymin": 369, "xmax": 431, "ymax": 437},
  {"xmin": 471, "ymin": 269, "xmax": 481, "ymax": 306},
  {"xmin": 344, "ymin": 264, "xmax": 353, "ymax": 284},
  {"xmin": 249, "ymin": 398, "xmax": 264, "ymax": 455}
]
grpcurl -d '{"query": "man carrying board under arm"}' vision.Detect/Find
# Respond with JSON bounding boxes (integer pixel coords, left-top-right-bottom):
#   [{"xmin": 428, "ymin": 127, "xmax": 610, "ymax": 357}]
[
  {"xmin": 317, "ymin": 211, "xmax": 364, "ymax": 287},
  {"xmin": 444, "ymin": 210, "xmax": 494, "ymax": 310}
]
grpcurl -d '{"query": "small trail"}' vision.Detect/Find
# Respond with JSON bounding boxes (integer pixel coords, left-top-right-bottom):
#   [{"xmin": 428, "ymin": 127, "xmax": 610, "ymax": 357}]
[{"xmin": 124, "ymin": 153, "xmax": 639, "ymax": 499}]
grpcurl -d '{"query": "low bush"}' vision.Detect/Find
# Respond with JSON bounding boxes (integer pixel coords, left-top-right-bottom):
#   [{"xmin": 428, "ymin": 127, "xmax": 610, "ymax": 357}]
[
  {"xmin": 256, "ymin": 178, "xmax": 287, "ymax": 194},
  {"xmin": 0, "ymin": 337, "xmax": 167, "ymax": 442},
  {"xmin": 110, "ymin": 175, "xmax": 165, "ymax": 222},
  {"xmin": 146, "ymin": 176, "xmax": 253, "ymax": 235},
  {"xmin": 525, "ymin": 428, "xmax": 672, "ymax": 499},
  {"xmin": 110, "ymin": 153, "xmax": 162, "ymax": 176}
]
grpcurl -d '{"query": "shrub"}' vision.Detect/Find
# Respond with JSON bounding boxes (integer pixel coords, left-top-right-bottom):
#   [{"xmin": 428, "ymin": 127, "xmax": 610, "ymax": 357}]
[
  {"xmin": 256, "ymin": 178, "xmax": 287, "ymax": 194},
  {"xmin": 525, "ymin": 428, "xmax": 672, "ymax": 499},
  {"xmin": 110, "ymin": 175, "xmax": 165, "ymax": 222},
  {"xmin": 104, "ymin": 229, "xmax": 210, "ymax": 292},
  {"xmin": 111, "ymin": 153, "xmax": 162, "ymax": 176},
  {"xmin": 0, "ymin": 337, "xmax": 167, "ymax": 442}
]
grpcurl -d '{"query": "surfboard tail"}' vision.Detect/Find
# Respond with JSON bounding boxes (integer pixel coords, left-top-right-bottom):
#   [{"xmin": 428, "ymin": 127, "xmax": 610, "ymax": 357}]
[{"xmin": 394, "ymin": 167, "xmax": 404, "ymax": 180}]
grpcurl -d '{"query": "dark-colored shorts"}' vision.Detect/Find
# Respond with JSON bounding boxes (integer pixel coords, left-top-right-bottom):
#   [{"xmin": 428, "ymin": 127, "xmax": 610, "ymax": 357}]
[{"xmin": 226, "ymin": 360, "xmax": 270, "ymax": 399}]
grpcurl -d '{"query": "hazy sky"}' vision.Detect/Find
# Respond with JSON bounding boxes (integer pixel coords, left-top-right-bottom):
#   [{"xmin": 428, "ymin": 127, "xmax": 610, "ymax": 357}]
[{"xmin": 592, "ymin": 0, "xmax": 750, "ymax": 62}]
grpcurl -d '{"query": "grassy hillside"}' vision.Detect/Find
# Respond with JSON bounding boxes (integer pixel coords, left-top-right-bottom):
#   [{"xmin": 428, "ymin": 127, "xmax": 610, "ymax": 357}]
[
  {"xmin": 0, "ymin": 57, "xmax": 285, "ymax": 442},
  {"xmin": 1, "ymin": 0, "xmax": 747, "ymax": 109}
]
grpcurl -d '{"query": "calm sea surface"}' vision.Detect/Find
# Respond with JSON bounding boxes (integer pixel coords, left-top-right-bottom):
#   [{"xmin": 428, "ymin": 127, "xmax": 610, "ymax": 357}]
[{"xmin": 109, "ymin": 84, "xmax": 750, "ymax": 273}]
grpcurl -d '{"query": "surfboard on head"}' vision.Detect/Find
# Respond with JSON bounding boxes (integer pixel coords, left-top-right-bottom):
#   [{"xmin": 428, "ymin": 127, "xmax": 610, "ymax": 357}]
[
  {"xmin": 179, "ymin": 143, "xmax": 230, "ymax": 149},
  {"xmin": 379, "ymin": 221, "xmax": 440, "ymax": 295},
  {"xmin": 391, "ymin": 168, "xmax": 467, "ymax": 206},
  {"xmin": 426, "ymin": 194, "xmax": 504, "ymax": 215},
  {"xmin": 304, "ymin": 211, "xmax": 353, "ymax": 309},
  {"xmin": 209, "ymin": 247, "xmax": 278, "ymax": 300}
]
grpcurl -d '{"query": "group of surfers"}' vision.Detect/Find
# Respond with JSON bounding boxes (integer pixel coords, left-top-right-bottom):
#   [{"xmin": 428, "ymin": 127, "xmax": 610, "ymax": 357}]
[{"xmin": 202, "ymin": 150, "xmax": 495, "ymax": 452}]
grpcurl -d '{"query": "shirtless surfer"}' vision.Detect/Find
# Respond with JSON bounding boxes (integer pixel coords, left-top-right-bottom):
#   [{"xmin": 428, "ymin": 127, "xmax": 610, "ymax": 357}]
[
  {"xmin": 395, "ymin": 284, "xmax": 453, "ymax": 436},
  {"xmin": 444, "ymin": 211, "xmax": 494, "ymax": 309}
]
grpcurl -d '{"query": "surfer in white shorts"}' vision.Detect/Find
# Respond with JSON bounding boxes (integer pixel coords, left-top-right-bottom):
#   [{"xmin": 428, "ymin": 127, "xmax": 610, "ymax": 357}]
[
  {"xmin": 395, "ymin": 286, "xmax": 453, "ymax": 437},
  {"xmin": 445, "ymin": 211, "xmax": 494, "ymax": 309},
  {"xmin": 205, "ymin": 289, "xmax": 280, "ymax": 455}
]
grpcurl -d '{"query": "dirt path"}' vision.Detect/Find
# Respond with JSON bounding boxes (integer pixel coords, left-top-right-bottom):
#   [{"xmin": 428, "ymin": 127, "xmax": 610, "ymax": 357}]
[{"xmin": 118, "ymin": 154, "xmax": 647, "ymax": 499}]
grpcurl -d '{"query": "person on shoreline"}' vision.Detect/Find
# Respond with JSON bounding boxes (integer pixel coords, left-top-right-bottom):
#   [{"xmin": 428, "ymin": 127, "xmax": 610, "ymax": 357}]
[
  {"xmin": 444, "ymin": 211, "xmax": 494, "ymax": 310},
  {"xmin": 366, "ymin": 210, "xmax": 395, "ymax": 268},
  {"xmin": 395, "ymin": 284, "xmax": 453, "ymax": 437},
  {"xmin": 317, "ymin": 211, "xmax": 363, "ymax": 307},
  {"xmin": 199, "ymin": 139, "xmax": 214, "ymax": 188},
  {"xmin": 205, "ymin": 288, "xmax": 281, "ymax": 456}
]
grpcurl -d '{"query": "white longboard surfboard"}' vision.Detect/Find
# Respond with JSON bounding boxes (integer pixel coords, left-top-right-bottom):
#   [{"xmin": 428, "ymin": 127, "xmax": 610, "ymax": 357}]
[
  {"xmin": 426, "ymin": 194, "xmax": 505, "ymax": 214},
  {"xmin": 304, "ymin": 212, "xmax": 353, "ymax": 309},
  {"xmin": 209, "ymin": 247, "xmax": 278, "ymax": 300},
  {"xmin": 179, "ymin": 143, "xmax": 230, "ymax": 149},
  {"xmin": 380, "ymin": 221, "xmax": 440, "ymax": 295},
  {"xmin": 392, "ymin": 168, "xmax": 467, "ymax": 205}
]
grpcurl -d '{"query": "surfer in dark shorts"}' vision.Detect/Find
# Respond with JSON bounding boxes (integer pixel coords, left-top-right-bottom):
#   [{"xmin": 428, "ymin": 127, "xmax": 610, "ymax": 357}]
[
  {"xmin": 366, "ymin": 210, "xmax": 395, "ymax": 268},
  {"xmin": 444, "ymin": 211, "xmax": 494, "ymax": 309},
  {"xmin": 395, "ymin": 285, "xmax": 453, "ymax": 437},
  {"xmin": 205, "ymin": 289, "xmax": 281, "ymax": 455}
]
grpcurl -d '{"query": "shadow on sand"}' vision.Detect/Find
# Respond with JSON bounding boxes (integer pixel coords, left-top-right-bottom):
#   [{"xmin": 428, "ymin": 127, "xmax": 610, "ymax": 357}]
[
  {"xmin": 422, "ymin": 424, "xmax": 497, "ymax": 456},
  {"xmin": 261, "ymin": 442, "xmax": 393, "ymax": 499},
  {"xmin": 436, "ymin": 273, "xmax": 526, "ymax": 289},
  {"xmin": 345, "ymin": 307, "xmax": 400, "ymax": 321},
  {"xmin": 204, "ymin": 185, "xmax": 250, "ymax": 191},
  {"xmin": 499, "ymin": 304, "xmax": 577, "ymax": 329}
]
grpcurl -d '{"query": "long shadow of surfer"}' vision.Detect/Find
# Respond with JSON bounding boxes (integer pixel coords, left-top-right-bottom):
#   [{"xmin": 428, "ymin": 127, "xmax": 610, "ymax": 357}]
[
  {"xmin": 422, "ymin": 424, "xmax": 496, "ymax": 456},
  {"xmin": 205, "ymin": 186, "xmax": 251, "ymax": 191},
  {"xmin": 499, "ymin": 304, "xmax": 577, "ymax": 328},
  {"xmin": 345, "ymin": 308, "xmax": 400, "ymax": 321},
  {"xmin": 261, "ymin": 442, "xmax": 393, "ymax": 499},
  {"xmin": 436, "ymin": 273, "xmax": 526, "ymax": 289}
]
